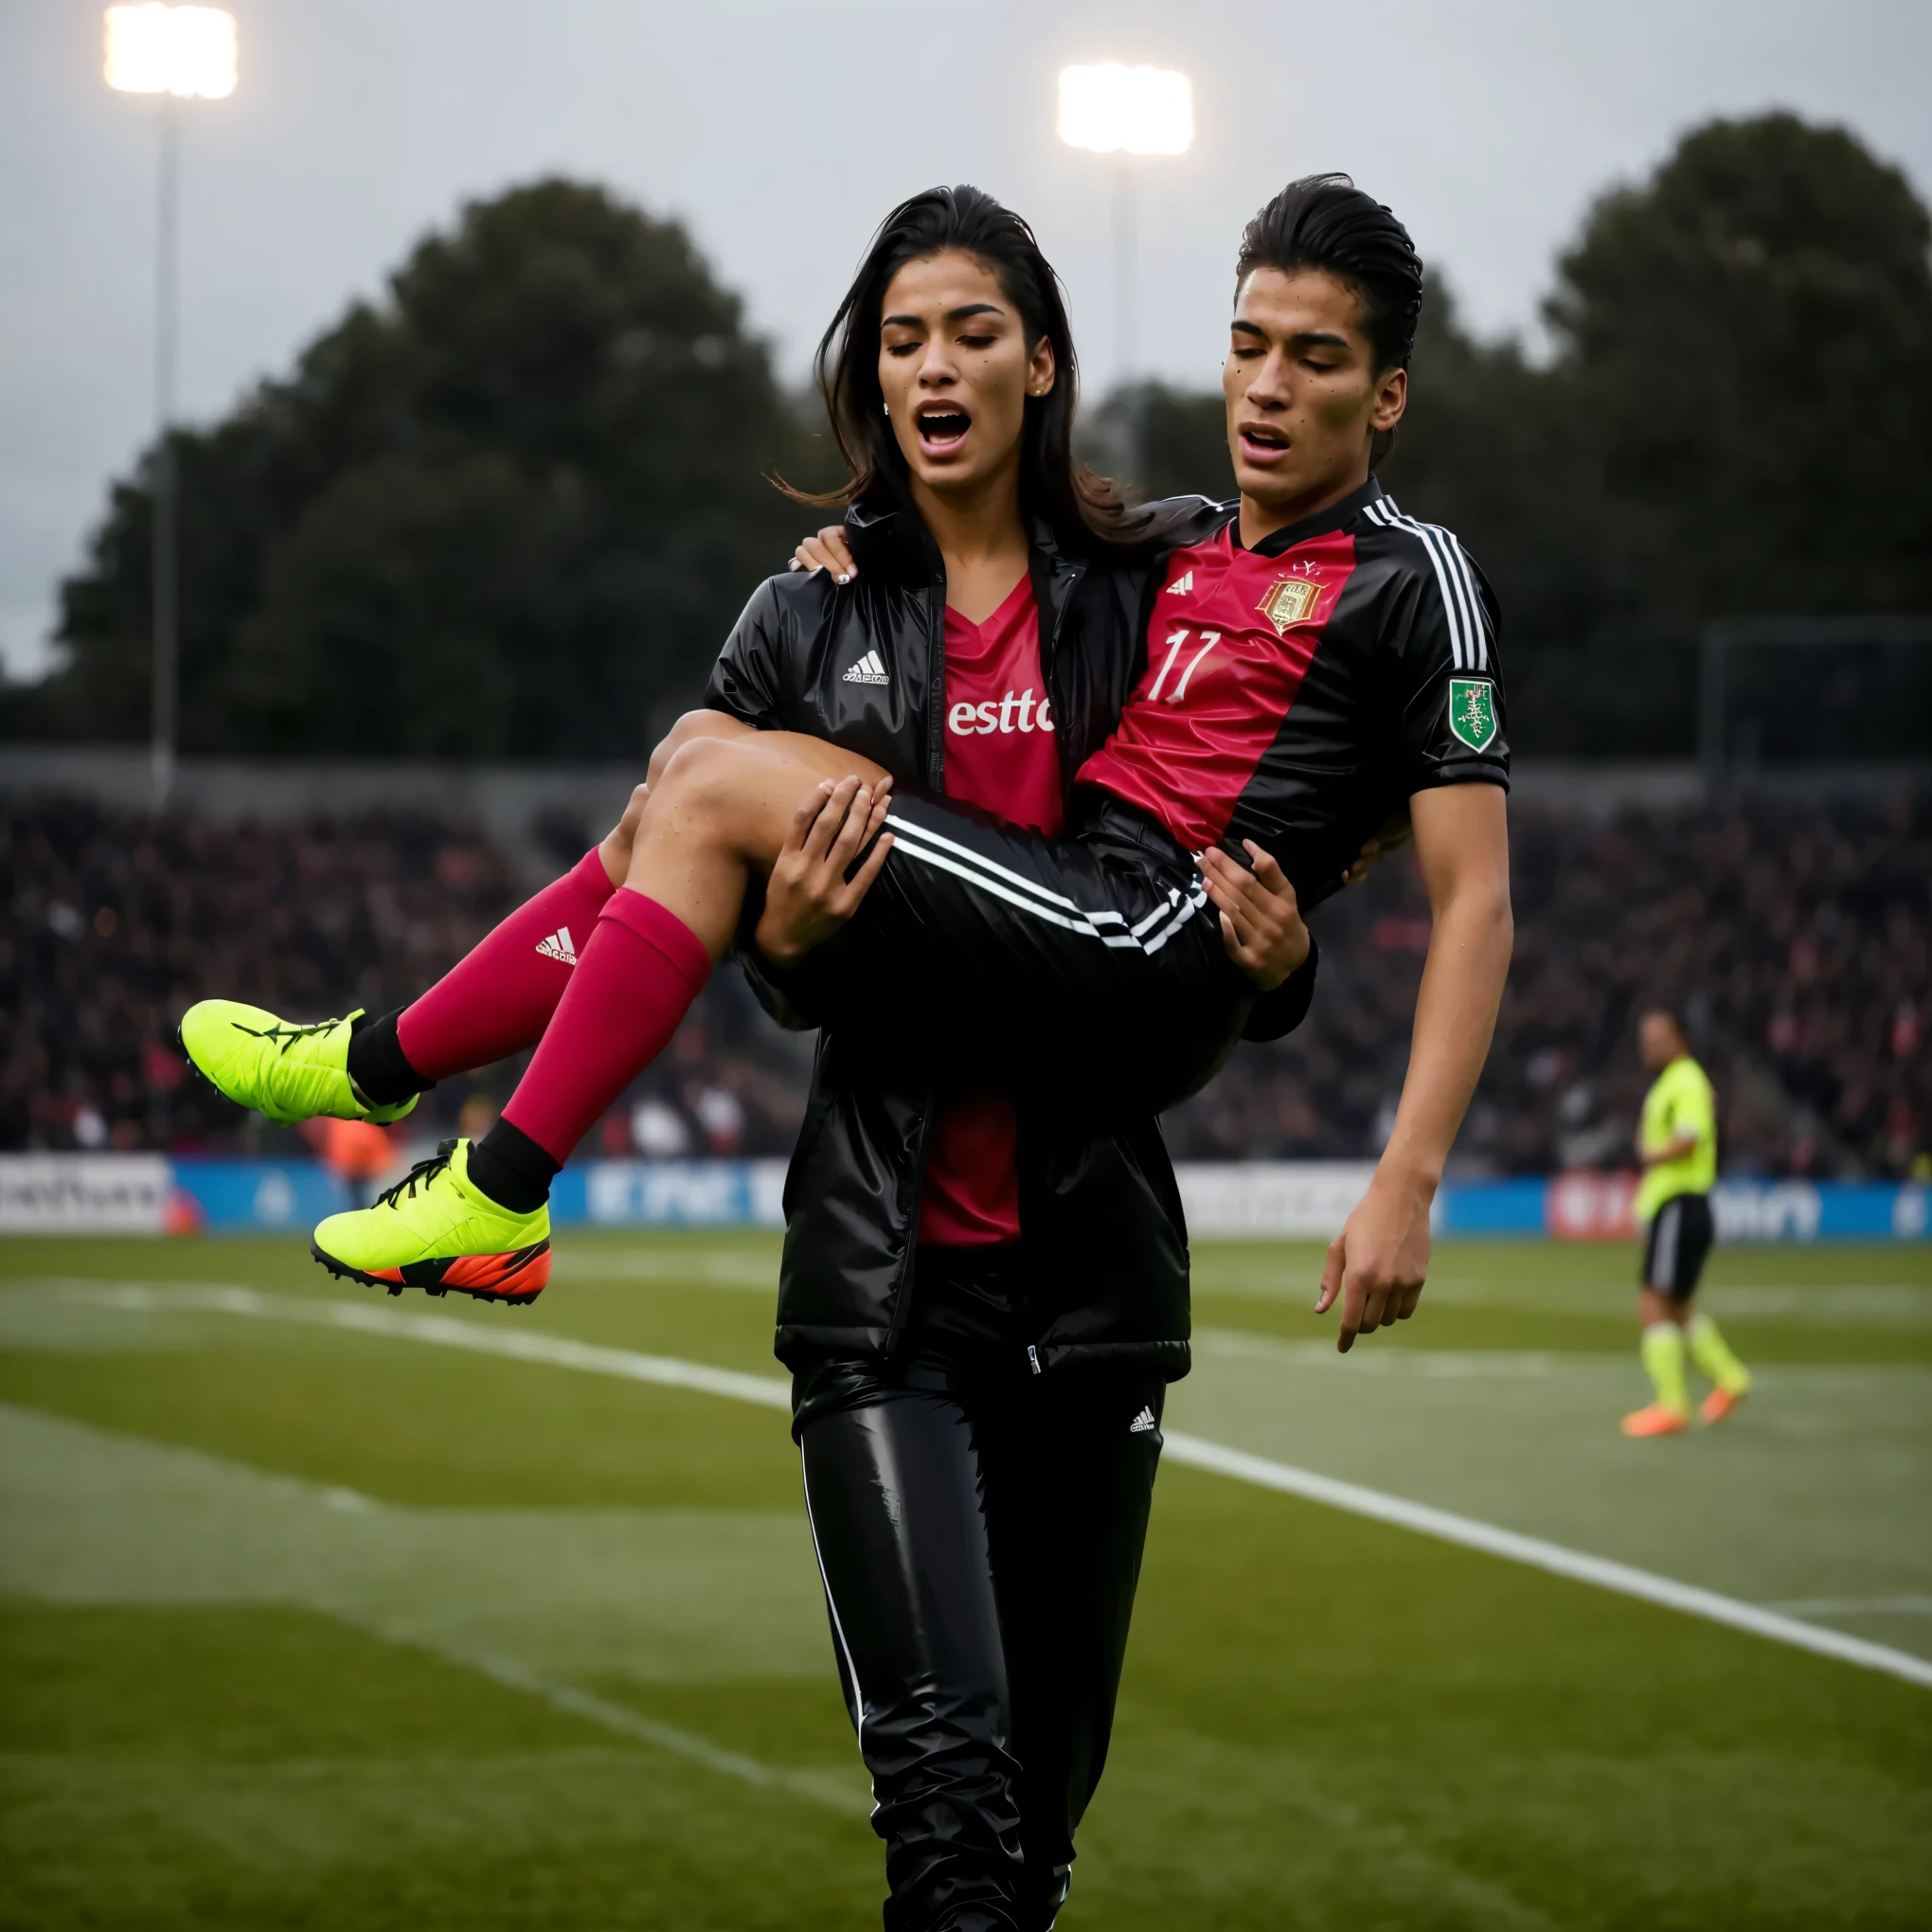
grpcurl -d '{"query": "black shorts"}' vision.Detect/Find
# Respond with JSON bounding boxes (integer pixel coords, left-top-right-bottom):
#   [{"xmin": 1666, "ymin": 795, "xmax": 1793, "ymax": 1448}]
[
  {"xmin": 806, "ymin": 786, "xmax": 1257, "ymax": 1110},
  {"xmin": 1642, "ymin": 1192, "xmax": 1714, "ymax": 1299}
]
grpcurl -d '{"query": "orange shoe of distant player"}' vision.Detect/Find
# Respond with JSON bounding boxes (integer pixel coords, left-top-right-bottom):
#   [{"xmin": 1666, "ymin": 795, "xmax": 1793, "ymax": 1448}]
[
  {"xmin": 1619, "ymin": 1403, "xmax": 1690, "ymax": 1438},
  {"xmin": 1699, "ymin": 1386, "xmax": 1747, "ymax": 1425}
]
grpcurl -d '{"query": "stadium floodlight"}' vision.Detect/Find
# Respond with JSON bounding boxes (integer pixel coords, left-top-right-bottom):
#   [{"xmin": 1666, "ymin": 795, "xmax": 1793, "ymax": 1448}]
[
  {"xmin": 1056, "ymin": 63, "xmax": 1193, "ymax": 430},
  {"xmin": 105, "ymin": 4, "xmax": 238, "ymax": 98},
  {"xmin": 1056, "ymin": 64, "xmax": 1193, "ymax": 155},
  {"xmin": 103, "ymin": 6, "xmax": 239, "ymax": 806}
]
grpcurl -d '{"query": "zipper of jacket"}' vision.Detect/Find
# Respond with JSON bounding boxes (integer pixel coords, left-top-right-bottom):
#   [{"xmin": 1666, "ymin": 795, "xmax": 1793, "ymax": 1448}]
[
  {"xmin": 881, "ymin": 1086, "xmax": 937, "ymax": 1361},
  {"xmin": 886, "ymin": 574, "xmax": 950, "ymax": 1359},
  {"xmin": 1015, "ymin": 545, "xmax": 1086, "ymax": 1386},
  {"xmin": 1037, "ymin": 553, "xmax": 1086, "ymax": 794},
  {"xmin": 923, "ymin": 577, "xmax": 948, "ymax": 791}
]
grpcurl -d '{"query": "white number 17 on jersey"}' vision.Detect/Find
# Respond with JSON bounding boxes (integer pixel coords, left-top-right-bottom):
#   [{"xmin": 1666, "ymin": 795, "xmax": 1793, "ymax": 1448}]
[{"xmin": 1146, "ymin": 629, "xmax": 1220, "ymax": 704}]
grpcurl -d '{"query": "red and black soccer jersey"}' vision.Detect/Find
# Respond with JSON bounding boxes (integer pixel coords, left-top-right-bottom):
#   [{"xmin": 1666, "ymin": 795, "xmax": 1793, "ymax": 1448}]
[{"xmin": 1077, "ymin": 477, "xmax": 1509, "ymax": 907}]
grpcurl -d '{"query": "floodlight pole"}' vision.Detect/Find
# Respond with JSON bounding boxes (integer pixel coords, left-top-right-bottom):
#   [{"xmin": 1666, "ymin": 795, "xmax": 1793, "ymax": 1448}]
[
  {"xmin": 1057, "ymin": 65, "xmax": 1192, "ymax": 490},
  {"xmin": 151, "ymin": 98, "xmax": 180, "ymax": 808},
  {"xmin": 1111, "ymin": 155, "xmax": 1140, "ymax": 483},
  {"xmin": 105, "ymin": 7, "xmax": 237, "ymax": 805}
]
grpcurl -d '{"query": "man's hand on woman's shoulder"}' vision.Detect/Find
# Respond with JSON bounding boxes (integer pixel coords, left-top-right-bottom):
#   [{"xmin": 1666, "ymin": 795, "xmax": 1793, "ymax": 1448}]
[{"xmin": 791, "ymin": 526, "xmax": 858, "ymax": 583}]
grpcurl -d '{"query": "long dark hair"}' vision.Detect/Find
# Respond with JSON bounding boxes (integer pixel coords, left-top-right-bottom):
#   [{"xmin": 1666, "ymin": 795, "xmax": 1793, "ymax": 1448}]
[{"xmin": 784, "ymin": 185, "xmax": 1138, "ymax": 554}]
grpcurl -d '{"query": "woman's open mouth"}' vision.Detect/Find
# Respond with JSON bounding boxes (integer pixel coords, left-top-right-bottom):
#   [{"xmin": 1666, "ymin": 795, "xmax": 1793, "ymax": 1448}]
[{"xmin": 916, "ymin": 406, "xmax": 973, "ymax": 452}]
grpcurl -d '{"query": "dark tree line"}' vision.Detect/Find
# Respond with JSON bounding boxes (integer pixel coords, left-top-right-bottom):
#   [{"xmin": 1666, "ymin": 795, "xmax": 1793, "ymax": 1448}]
[
  {"xmin": 9, "ymin": 180, "xmax": 833, "ymax": 760},
  {"xmin": 9, "ymin": 115, "xmax": 1930, "ymax": 760},
  {"xmin": 1089, "ymin": 115, "xmax": 1932, "ymax": 755}
]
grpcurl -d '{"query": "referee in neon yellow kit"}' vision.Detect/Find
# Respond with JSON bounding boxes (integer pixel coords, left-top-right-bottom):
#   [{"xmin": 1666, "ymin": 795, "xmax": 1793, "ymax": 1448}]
[{"xmin": 1621, "ymin": 1010, "xmax": 1753, "ymax": 1438}]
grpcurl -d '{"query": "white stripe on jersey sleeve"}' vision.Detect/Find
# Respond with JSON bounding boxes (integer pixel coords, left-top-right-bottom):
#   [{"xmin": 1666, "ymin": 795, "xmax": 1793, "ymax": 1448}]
[
  {"xmin": 1426, "ymin": 521, "xmax": 1493, "ymax": 672},
  {"xmin": 1362, "ymin": 497, "xmax": 1470, "ymax": 670},
  {"xmin": 1381, "ymin": 500, "xmax": 1478, "ymax": 671},
  {"xmin": 1417, "ymin": 522, "xmax": 1483, "ymax": 672},
  {"xmin": 1367, "ymin": 497, "xmax": 1493, "ymax": 672}
]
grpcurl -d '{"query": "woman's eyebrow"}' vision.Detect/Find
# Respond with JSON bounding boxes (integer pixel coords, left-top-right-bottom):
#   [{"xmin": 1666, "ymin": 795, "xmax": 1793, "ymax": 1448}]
[{"xmin": 881, "ymin": 302, "xmax": 1005, "ymax": 329}]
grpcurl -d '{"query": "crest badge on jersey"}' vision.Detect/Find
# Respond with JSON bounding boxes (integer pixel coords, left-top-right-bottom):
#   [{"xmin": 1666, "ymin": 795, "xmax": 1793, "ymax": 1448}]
[
  {"xmin": 1449, "ymin": 677, "xmax": 1498, "ymax": 752},
  {"xmin": 1258, "ymin": 577, "xmax": 1319, "ymax": 635}
]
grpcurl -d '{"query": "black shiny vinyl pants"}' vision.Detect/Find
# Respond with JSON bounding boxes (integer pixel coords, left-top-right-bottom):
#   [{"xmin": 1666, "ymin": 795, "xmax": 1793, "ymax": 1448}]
[{"xmin": 793, "ymin": 1248, "xmax": 1167, "ymax": 1932}]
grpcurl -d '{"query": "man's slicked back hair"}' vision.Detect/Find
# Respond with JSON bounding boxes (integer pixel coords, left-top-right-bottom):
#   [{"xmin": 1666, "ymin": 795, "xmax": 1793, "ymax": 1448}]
[{"xmin": 1236, "ymin": 174, "xmax": 1424, "ymax": 372}]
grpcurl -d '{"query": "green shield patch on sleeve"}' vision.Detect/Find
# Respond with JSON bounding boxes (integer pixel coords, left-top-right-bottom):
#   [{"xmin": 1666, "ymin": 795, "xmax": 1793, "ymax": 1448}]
[{"xmin": 1448, "ymin": 677, "xmax": 1498, "ymax": 753}]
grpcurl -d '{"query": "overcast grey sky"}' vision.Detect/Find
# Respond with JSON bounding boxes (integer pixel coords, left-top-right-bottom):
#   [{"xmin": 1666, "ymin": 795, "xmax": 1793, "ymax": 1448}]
[{"xmin": 2, "ymin": 0, "xmax": 1925, "ymax": 680}]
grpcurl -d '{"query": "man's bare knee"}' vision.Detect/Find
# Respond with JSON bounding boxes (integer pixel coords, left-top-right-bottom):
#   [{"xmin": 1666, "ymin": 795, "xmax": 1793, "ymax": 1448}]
[
  {"xmin": 647, "ymin": 709, "xmax": 754, "ymax": 790},
  {"xmin": 652, "ymin": 735, "xmax": 745, "ymax": 818}
]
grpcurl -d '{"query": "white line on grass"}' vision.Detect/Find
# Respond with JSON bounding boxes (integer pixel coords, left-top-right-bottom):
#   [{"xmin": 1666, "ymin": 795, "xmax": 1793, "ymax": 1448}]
[
  {"xmin": 1155, "ymin": 1434, "xmax": 1932, "ymax": 1690},
  {"xmin": 54, "ymin": 1280, "xmax": 1932, "ymax": 1692},
  {"xmin": 63, "ymin": 1280, "xmax": 792, "ymax": 1410},
  {"xmin": 1196, "ymin": 1327, "xmax": 1561, "ymax": 1377},
  {"xmin": 1763, "ymin": 1596, "xmax": 1932, "ymax": 1619},
  {"xmin": 436, "ymin": 1645, "xmax": 868, "ymax": 1815}
]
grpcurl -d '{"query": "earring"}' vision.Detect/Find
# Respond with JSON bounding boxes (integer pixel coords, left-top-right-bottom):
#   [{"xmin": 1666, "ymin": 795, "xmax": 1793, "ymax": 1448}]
[{"xmin": 883, "ymin": 403, "xmax": 889, "ymax": 417}]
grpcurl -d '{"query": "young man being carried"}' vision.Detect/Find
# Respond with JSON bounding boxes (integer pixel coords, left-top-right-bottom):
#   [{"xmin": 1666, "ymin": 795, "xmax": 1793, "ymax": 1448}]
[{"xmin": 186, "ymin": 174, "xmax": 1513, "ymax": 1351}]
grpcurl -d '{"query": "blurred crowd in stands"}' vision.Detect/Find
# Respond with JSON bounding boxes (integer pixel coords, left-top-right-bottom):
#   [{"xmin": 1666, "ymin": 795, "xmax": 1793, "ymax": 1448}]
[
  {"xmin": 4, "ymin": 786, "xmax": 1927, "ymax": 1180},
  {"xmin": 1167, "ymin": 784, "xmax": 1932, "ymax": 1180},
  {"xmin": 0, "ymin": 796, "xmax": 811, "ymax": 1167}
]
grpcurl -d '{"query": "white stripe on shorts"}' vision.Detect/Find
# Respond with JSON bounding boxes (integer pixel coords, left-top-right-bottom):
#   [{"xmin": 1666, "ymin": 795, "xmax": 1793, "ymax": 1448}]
[
  {"xmin": 1652, "ymin": 1198, "xmax": 1681, "ymax": 1290},
  {"xmin": 881, "ymin": 811, "xmax": 1206, "ymax": 958}
]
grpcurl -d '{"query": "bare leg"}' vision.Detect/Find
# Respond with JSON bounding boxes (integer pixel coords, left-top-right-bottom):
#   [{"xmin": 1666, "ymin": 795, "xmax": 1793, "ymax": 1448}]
[
  {"xmin": 356, "ymin": 716, "xmax": 776, "ymax": 1098},
  {"xmin": 1638, "ymin": 1285, "xmax": 1688, "ymax": 1329},
  {"xmin": 621, "ymin": 732, "xmax": 891, "ymax": 956},
  {"xmin": 596, "ymin": 709, "xmax": 759, "ymax": 886}
]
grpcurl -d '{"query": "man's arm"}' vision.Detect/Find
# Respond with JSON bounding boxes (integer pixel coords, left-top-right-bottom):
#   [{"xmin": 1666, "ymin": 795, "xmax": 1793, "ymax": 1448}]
[
  {"xmin": 1315, "ymin": 782, "xmax": 1512, "ymax": 1351},
  {"xmin": 1639, "ymin": 1131, "xmax": 1700, "ymax": 1167}
]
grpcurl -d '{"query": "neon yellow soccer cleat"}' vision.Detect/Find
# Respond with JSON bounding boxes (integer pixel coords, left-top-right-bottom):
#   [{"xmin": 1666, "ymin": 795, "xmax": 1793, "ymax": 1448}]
[
  {"xmin": 311, "ymin": 1138, "xmax": 550, "ymax": 1304},
  {"xmin": 178, "ymin": 1001, "xmax": 418, "ymax": 1126}
]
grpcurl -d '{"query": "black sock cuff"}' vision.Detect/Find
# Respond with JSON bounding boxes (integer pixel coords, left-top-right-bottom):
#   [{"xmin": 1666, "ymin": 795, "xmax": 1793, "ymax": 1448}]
[
  {"xmin": 467, "ymin": 1119, "xmax": 560, "ymax": 1214},
  {"xmin": 346, "ymin": 1010, "xmax": 434, "ymax": 1107}
]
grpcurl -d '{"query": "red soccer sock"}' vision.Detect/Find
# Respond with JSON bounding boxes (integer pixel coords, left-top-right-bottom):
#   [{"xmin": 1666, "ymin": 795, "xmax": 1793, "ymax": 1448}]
[
  {"xmin": 394, "ymin": 847, "xmax": 617, "ymax": 1081},
  {"xmin": 497, "ymin": 889, "xmax": 712, "ymax": 1164}
]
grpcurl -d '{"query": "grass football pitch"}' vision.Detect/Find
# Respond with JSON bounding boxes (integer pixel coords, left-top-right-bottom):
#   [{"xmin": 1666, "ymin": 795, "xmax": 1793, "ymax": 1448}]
[{"xmin": 1, "ymin": 1230, "xmax": 1927, "ymax": 1929}]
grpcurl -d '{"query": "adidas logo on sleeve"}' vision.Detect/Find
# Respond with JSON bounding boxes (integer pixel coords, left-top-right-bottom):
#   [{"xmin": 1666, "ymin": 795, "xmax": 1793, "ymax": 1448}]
[
  {"xmin": 843, "ymin": 650, "xmax": 890, "ymax": 687},
  {"xmin": 1165, "ymin": 570, "xmax": 1194, "ymax": 597},
  {"xmin": 1129, "ymin": 1404, "xmax": 1158, "ymax": 1435},
  {"xmin": 535, "ymin": 927, "xmax": 578, "ymax": 966}
]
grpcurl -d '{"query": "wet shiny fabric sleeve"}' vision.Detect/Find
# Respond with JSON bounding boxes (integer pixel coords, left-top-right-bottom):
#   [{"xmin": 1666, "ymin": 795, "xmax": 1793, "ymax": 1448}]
[{"xmin": 796, "ymin": 1349, "xmax": 1165, "ymax": 1932}]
